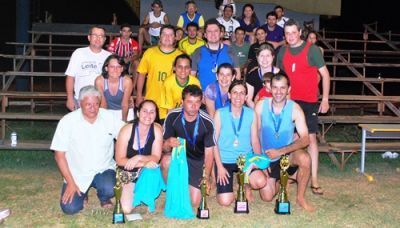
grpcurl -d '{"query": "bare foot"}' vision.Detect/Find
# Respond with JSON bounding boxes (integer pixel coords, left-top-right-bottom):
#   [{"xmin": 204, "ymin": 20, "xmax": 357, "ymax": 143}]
[
  {"xmin": 100, "ymin": 200, "xmax": 113, "ymax": 209},
  {"xmin": 297, "ymin": 199, "xmax": 316, "ymax": 212},
  {"xmin": 83, "ymin": 195, "xmax": 89, "ymax": 208}
]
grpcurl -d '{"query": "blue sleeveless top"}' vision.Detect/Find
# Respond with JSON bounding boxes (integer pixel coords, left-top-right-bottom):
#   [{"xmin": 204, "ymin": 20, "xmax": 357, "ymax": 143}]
[
  {"xmin": 198, "ymin": 44, "xmax": 233, "ymax": 90},
  {"xmin": 260, "ymin": 98, "xmax": 294, "ymax": 162},
  {"xmin": 218, "ymin": 106, "xmax": 254, "ymax": 164},
  {"xmin": 181, "ymin": 12, "xmax": 201, "ymax": 28},
  {"xmin": 104, "ymin": 77, "xmax": 124, "ymax": 110}
]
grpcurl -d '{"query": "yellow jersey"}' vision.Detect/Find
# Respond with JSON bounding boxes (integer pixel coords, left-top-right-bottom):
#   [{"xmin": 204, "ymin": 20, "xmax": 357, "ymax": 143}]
[
  {"xmin": 161, "ymin": 74, "xmax": 201, "ymax": 111},
  {"xmin": 137, "ymin": 46, "xmax": 182, "ymax": 119},
  {"xmin": 178, "ymin": 37, "xmax": 205, "ymax": 56}
]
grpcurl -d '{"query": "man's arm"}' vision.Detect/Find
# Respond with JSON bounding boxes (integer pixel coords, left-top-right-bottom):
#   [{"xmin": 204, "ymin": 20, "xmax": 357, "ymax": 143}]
[
  {"xmin": 54, "ymin": 151, "xmax": 81, "ymax": 204},
  {"xmin": 65, "ymin": 76, "xmax": 75, "ymax": 111},
  {"xmin": 135, "ymin": 73, "xmax": 146, "ymax": 106},
  {"xmin": 265, "ymin": 103, "xmax": 309, "ymax": 159},
  {"xmin": 318, "ymin": 65, "xmax": 330, "ymax": 113}
]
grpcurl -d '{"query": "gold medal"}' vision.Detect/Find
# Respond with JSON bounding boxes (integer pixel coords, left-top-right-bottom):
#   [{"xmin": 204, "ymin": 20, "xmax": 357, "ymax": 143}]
[{"xmin": 233, "ymin": 138, "xmax": 239, "ymax": 147}]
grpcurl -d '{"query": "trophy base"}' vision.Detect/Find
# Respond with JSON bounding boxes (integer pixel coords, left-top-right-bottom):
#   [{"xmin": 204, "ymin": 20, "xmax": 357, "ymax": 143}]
[
  {"xmin": 112, "ymin": 213, "xmax": 125, "ymax": 224},
  {"xmin": 196, "ymin": 208, "xmax": 209, "ymax": 219},
  {"xmin": 234, "ymin": 200, "xmax": 249, "ymax": 214},
  {"xmin": 274, "ymin": 200, "xmax": 291, "ymax": 215}
]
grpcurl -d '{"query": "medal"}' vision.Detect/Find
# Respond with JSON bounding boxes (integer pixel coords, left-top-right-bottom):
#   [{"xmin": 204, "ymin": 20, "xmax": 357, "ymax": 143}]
[
  {"xmin": 270, "ymin": 100, "xmax": 287, "ymax": 141},
  {"xmin": 233, "ymin": 138, "xmax": 239, "ymax": 147},
  {"xmin": 274, "ymin": 132, "xmax": 280, "ymax": 139}
]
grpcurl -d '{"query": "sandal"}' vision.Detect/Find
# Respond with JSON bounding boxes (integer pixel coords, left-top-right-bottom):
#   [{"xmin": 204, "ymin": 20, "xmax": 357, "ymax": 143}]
[{"xmin": 311, "ymin": 186, "xmax": 324, "ymax": 195}]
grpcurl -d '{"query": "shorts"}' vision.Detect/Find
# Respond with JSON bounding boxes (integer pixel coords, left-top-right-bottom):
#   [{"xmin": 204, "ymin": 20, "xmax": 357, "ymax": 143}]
[
  {"xmin": 294, "ymin": 100, "xmax": 319, "ymax": 133},
  {"xmin": 187, "ymin": 157, "xmax": 204, "ymax": 189},
  {"xmin": 151, "ymin": 36, "xmax": 160, "ymax": 45},
  {"xmin": 215, "ymin": 163, "xmax": 239, "ymax": 194},
  {"xmin": 268, "ymin": 159, "xmax": 298, "ymax": 180}
]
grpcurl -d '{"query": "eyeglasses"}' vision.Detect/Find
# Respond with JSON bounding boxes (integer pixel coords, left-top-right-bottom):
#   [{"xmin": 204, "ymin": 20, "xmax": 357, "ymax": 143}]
[
  {"xmin": 90, "ymin": 34, "xmax": 106, "ymax": 39},
  {"xmin": 107, "ymin": 65, "xmax": 123, "ymax": 70}
]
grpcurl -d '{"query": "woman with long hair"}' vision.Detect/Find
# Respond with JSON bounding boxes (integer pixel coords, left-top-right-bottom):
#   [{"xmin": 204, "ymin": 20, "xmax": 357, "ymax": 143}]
[{"xmin": 238, "ymin": 3, "xmax": 260, "ymax": 44}]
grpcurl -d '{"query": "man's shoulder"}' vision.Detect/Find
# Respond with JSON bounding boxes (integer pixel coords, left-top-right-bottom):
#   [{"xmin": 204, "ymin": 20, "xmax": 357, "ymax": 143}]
[
  {"xmin": 199, "ymin": 109, "xmax": 214, "ymax": 125},
  {"xmin": 164, "ymin": 108, "xmax": 182, "ymax": 123}
]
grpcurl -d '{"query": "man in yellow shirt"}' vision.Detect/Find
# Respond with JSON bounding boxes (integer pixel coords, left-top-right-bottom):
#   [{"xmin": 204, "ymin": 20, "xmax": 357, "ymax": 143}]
[
  {"xmin": 162, "ymin": 54, "xmax": 201, "ymax": 112},
  {"xmin": 178, "ymin": 22, "xmax": 205, "ymax": 56},
  {"xmin": 136, "ymin": 24, "xmax": 182, "ymax": 122}
]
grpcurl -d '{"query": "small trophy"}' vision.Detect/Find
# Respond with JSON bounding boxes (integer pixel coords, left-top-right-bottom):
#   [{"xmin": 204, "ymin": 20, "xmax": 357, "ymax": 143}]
[
  {"xmin": 275, "ymin": 155, "xmax": 291, "ymax": 214},
  {"xmin": 234, "ymin": 154, "xmax": 249, "ymax": 213},
  {"xmin": 112, "ymin": 168, "xmax": 125, "ymax": 224},
  {"xmin": 197, "ymin": 165, "xmax": 209, "ymax": 219}
]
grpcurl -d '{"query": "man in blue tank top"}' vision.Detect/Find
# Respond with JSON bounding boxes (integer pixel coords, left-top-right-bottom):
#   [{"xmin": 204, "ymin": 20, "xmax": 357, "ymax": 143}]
[{"xmin": 255, "ymin": 73, "xmax": 315, "ymax": 212}]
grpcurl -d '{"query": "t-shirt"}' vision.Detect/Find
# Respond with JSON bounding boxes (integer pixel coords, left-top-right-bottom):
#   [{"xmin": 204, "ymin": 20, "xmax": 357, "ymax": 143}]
[
  {"xmin": 204, "ymin": 81, "xmax": 230, "ymax": 110},
  {"xmin": 256, "ymin": 88, "xmax": 272, "ymax": 100},
  {"xmin": 65, "ymin": 47, "xmax": 111, "ymax": 99},
  {"xmin": 163, "ymin": 108, "xmax": 216, "ymax": 160},
  {"xmin": 176, "ymin": 12, "xmax": 205, "ymax": 29},
  {"xmin": 50, "ymin": 108, "xmax": 125, "ymax": 192},
  {"xmin": 246, "ymin": 67, "xmax": 277, "ymax": 101},
  {"xmin": 161, "ymin": 75, "xmax": 201, "ymax": 110},
  {"xmin": 178, "ymin": 37, "xmax": 205, "ymax": 56},
  {"xmin": 231, "ymin": 42, "xmax": 250, "ymax": 67},
  {"xmin": 239, "ymin": 17, "xmax": 260, "ymax": 42},
  {"xmin": 148, "ymin": 11, "xmax": 166, "ymax": 37},
  {"xmin": 137, "ymin": 46, "xmax": 182, "ymax": 119},
  {"xmin": 108, "ymin": 37, "xmax": 140, "ymax": 58},
  {"xmin": 216, "ymin": 16, "xmax": 241, "ymax": 40},
  {"xmin": 261, "ymin": 24, "xmax": 284, "ymax": 42}
]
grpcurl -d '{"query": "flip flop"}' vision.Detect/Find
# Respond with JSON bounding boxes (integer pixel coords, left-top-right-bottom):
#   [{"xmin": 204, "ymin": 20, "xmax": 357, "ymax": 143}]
[{"xmin": 311, "ymin": 186, "xmax": 324, "ymax": 195}]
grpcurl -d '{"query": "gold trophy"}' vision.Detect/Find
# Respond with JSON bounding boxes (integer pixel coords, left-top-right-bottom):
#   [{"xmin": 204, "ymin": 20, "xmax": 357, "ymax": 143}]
[
  {"xmin": 197, "ymin": 165, "xmax": 209, "ymax": 219},
  {"xmin": 234, "ymin": 154, "xmax": 249, "ymax": 213},
  {"xmin": 112, "ymin": 168, "xmax": 125, "ymax": 224},
  {"xmin": 274, "ymin": 155, "xmax": 291, "ymax": 214}
]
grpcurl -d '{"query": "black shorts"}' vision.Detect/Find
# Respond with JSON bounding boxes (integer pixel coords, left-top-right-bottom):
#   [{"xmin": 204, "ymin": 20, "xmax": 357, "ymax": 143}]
[
  {"xmin": 268, "ymin": 159, "xmax": 298, "ymax": 180},
  {"xmin": 215, "ymin": 163, "xmax": 239, "ymax": 194},
  {"xmin": 187, "ymin": 157, "xmax": 204, "ymax": 189},
  {"xmin": 294, "ymin": 100, "xmax": 319, "ymax": 134}
]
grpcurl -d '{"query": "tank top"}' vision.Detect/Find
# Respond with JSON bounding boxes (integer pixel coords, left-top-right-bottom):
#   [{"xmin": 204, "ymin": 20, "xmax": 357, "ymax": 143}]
[
  {"xmin": 104, "ymin": 77, "xmax": 124, "ymax": 110},
  {"xmin": 149, "ymin": 11, "xmax": 166, "ymax": 37},
  {"xmin": 124, "ymin": 123, "xmax": 155, "ymax": 172},
  {"xmin": 260, "ymin": 98, "xmax": 294, "ymax": 162}
]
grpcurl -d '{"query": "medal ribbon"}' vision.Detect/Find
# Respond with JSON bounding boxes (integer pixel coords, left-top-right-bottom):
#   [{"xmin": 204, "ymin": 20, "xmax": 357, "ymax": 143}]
[
  {"xmin": 136, "ymin": 125, "xmax": 151, "ymax": 155},
  {"xmin": 270, "ymin": 100, "xmax": 287, "ymax": 137},
  {"xmin": 181, "ymin": 111, "xmax": 200, "ymax": 147},
  {"xmin": 229, "ymin": 105, "xmax": 244, "ymax": 139},
  {"xmin": 216, "ymin": 82, "xmax": 230, "ymax": 108}
]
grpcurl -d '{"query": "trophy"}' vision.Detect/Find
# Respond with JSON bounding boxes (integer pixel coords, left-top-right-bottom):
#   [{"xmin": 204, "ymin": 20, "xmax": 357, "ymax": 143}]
[
  {"xmin": 234, "ymin": 154, "xmax": 249, "ymax": 213},
  {"xmin": 112, "ymin": 168, "xmax": 125, "ymax": 224},
  {"xmin": 274, "ymin": 155, "xmax": 291, "ymax": 214},
  {"xmin": 197, "ymin": 165, "xmax": 209, "ymax": 219}
]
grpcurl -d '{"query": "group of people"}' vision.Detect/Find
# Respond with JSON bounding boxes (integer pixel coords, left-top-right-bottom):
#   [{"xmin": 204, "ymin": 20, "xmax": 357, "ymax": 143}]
[{"xmin": 52, "ymin": 0, "xmax": 330, "ymax": 216}]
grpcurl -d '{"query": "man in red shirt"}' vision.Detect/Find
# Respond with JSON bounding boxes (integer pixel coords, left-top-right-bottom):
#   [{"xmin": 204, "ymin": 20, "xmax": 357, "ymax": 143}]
[{"xmin": 276, "ymin": 19, "xmax": 330, "ymax": 195}]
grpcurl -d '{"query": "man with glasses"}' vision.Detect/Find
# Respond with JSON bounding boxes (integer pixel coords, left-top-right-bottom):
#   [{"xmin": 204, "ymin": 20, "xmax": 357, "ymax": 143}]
[{"xmin": 65, "ymin": 26, "xmax": 111, "ymax": 111}]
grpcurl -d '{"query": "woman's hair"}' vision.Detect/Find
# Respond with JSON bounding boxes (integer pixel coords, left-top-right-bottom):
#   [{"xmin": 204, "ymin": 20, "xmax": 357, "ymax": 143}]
[
  {"xmin": 101, "ymin": 54, "xmax": 125, "ymax": 79},
  {"xmin": 228, "ymin": 79, "xmax": 247, "ymax": 94},
  {"xmin": 133, "ymin": 99, "xmax": 159, "ymax": 124},
  {"xmin": 256, "ymin": 42, "xmax": 275, "ymax": 57},
  {"xmin": 241, "ymin": 3, "xmax": 257, "ymax": 25}
]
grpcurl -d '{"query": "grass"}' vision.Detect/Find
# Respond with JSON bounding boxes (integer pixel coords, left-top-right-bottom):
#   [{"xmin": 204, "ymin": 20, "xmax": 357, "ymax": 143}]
[{"xmin": 0, "ymin": 123, "xmax": 400, "ymax": 227}]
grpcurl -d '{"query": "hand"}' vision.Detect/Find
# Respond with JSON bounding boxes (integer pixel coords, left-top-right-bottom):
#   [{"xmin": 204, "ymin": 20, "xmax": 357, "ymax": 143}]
[
  {"xmin": 265, "ymin": 149, "xmax": 281, "ymax": 160},
  {"xmin": 125, "ymin": 156, "xmax": 140, "ymax": 170},
  {"xmin": 319, "ymin": 99, "xmax": 330, "ymax": 113},
  {"xmin": 62, "ymin": 182, "xmax": 81, "ymax": 204},
  {"xmin": 166, "ymin": 137, "xmax": 181, "ymax": 148},
  {"xmin": 145, "ymin": 160, "xmax": 159, "ymax": 169},
  {"xmin": 150, "ymin": 22, "xmax": 161, "ymax": 28},
  {"xmin": 66, "ymin": 98, "xmax": 76, "ymax": 111},
  {"xmin": 135, "ymin": 96, "xmax": 144, "ymax": 108},
  {"xmin": 216, "ymin": 166, "xmax": 230, "ymax": 186}
]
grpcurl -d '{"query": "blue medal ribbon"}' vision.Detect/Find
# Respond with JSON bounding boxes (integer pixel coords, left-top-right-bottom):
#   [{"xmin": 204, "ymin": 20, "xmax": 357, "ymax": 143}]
[
  {"xmin": 136, "ymin": 125, "xmax": 151, "ymax": 155},
  {"xmin": 270, "ymin": 100, "xmax": 287, "ymax": 138},
  {"xmin": 229, "ymin": 105, "xmax": 244, "ymax": 140},
  {"xmin": 207, "ymin": 44, "xmax": 222, "ymax": 74},
  {"xmin": 215, "ymin": 82, "xmax": 230, "ymax": 108},
  {"xmin": 181, "ymin": 111, "xmax": 200, "ymax": 147}
]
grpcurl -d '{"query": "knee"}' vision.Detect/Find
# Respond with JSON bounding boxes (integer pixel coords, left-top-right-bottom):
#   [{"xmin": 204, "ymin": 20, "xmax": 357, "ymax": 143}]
[
  {"xmin": 250, "ymin": 177, "xmax": 267, "ymax": 190},
  {"xmin": 298, "ymin": 151, "xmax": 312, "ymax": 169},
  {"xmin": 260, "ymin": 193, "xmax": 274, "ymax": 202},
  {"xmin": 60, "ymin": 202, "xmax": 83, "ymax": 215},
  {"xmin": 97, "ymin": 183, "xmax": 115, "ymax": 200},
  {"xmin": 217, "ymin": 195, "xmax": 234, "ymax": 206}
]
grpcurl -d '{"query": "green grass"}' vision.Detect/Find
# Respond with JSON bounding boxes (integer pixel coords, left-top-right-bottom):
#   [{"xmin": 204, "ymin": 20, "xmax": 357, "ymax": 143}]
[{"xmin": 0, "ymin": 150, "xmax": 399, "ymax": 227}]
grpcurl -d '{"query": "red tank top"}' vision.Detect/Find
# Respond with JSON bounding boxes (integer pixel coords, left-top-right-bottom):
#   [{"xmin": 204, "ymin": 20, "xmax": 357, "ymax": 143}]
[{"xmin": 282, "ymin": 42, "xmax": 318, "ymax": 102}]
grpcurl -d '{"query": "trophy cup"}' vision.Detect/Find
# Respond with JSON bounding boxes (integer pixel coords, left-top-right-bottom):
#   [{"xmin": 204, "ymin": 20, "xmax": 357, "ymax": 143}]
[
  {"xmin": 197, "ymin": 165, "xmax": 209, "ymax": 219},
  {"xmin": 234, "ymin": 154, "xmax": 249, "ymax": 213},
  {"xmin": 274, "ymin": 155, "xmax": 291, "ymax": 214},
  {"xmin": 112, "ymin": 168, "xmax": 125, "ymax": 224}
]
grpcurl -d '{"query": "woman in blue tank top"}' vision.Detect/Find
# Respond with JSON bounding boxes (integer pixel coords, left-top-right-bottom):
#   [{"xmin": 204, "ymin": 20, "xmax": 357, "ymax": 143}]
[
  {"xmin": 213, "ymin": 80, "xmax": 268, "ymax": 206},
  {"xmin": 95, "ymin": 54, "xmax": 134, "ymax": 122},
  {"xmin": 115, "ymin": 100, "xmax": 163, "ymax": 213}
]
